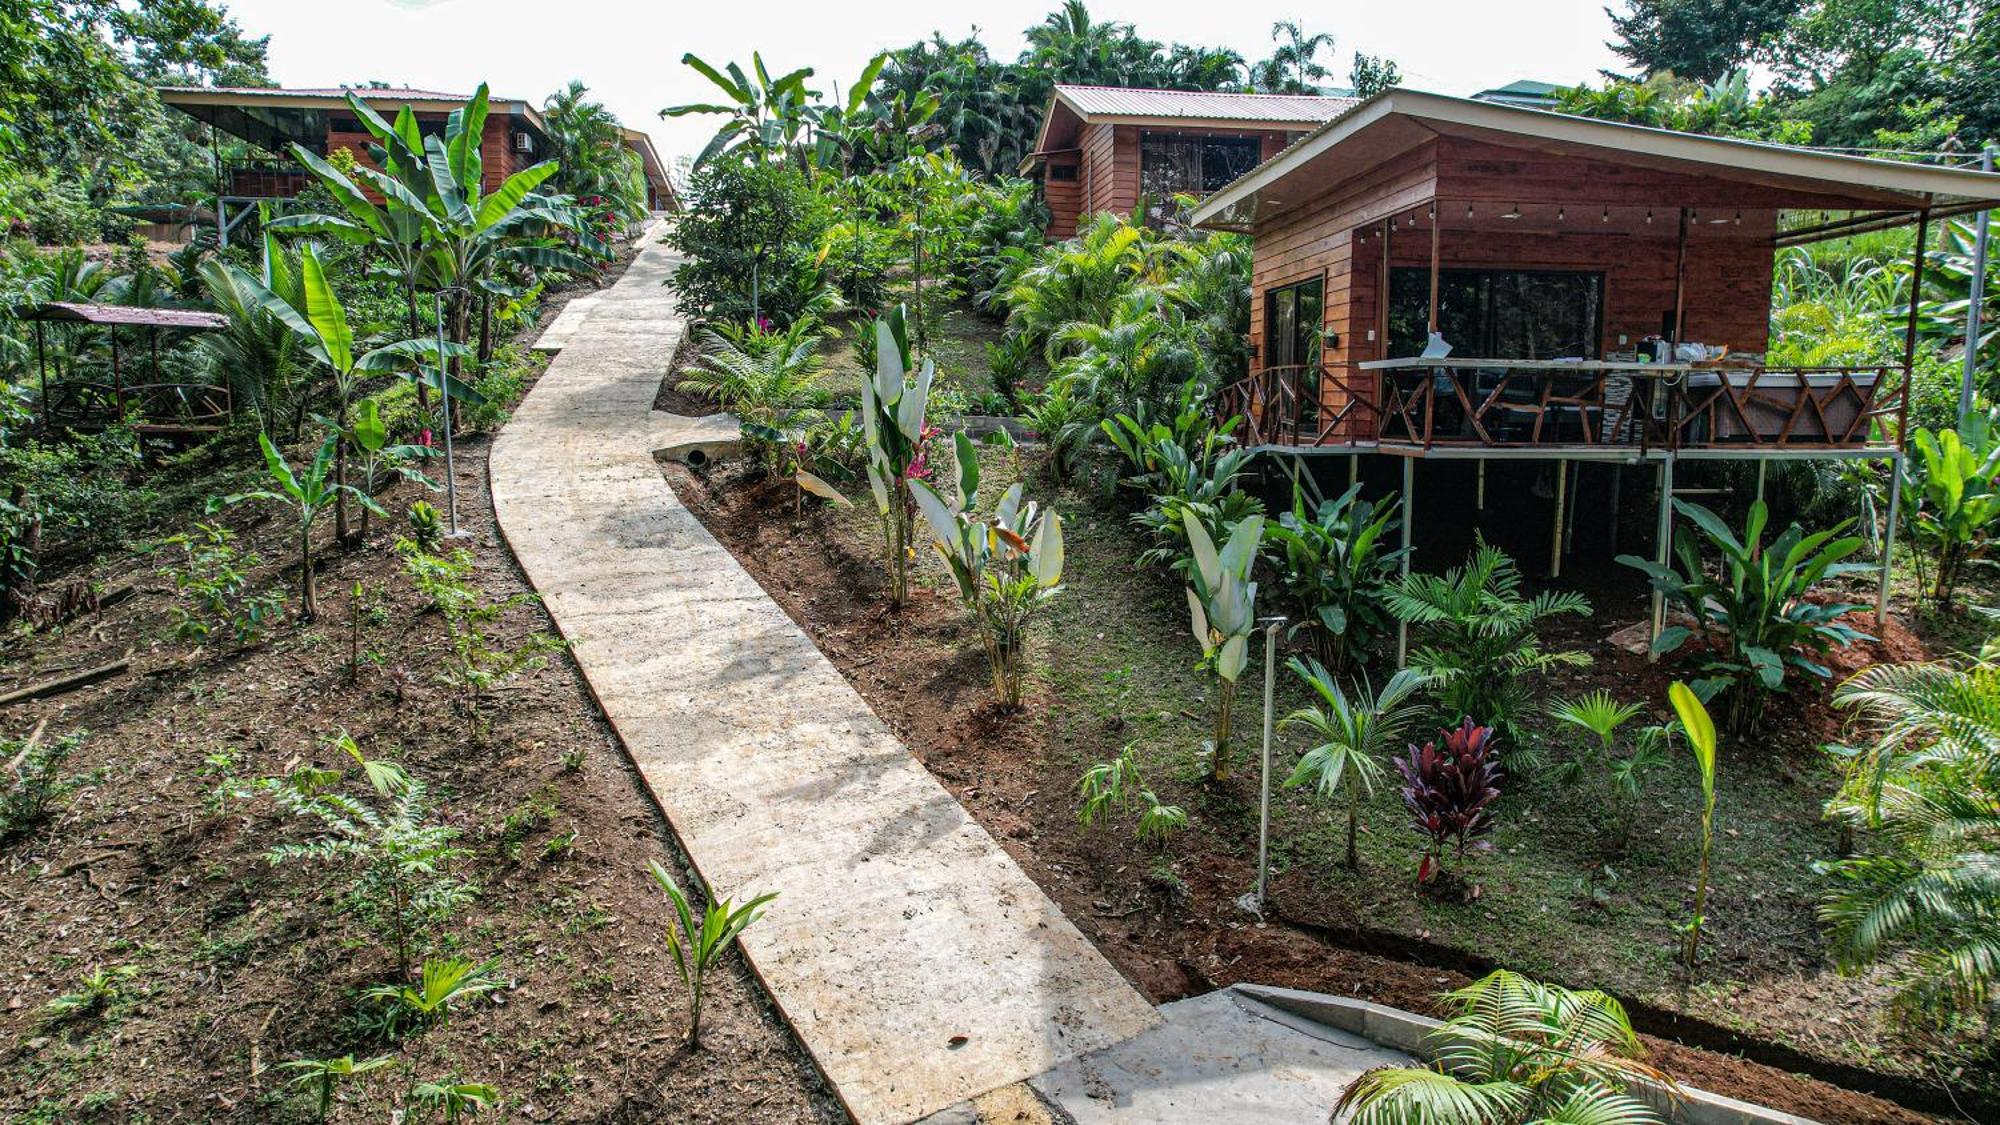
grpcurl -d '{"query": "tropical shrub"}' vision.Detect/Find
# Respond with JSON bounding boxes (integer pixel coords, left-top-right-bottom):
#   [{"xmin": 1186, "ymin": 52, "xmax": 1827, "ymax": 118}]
[
  {"xmin": 676, "ymin": 316, "xmax": 831, "ymax": 469},
  {"xmin": 1902, "ymin": 415, "xmax": 2000, "ymax": 608},
  {"xmin": 264, "ymin": 738, "xmax": 476, "ymax": 978},
  {"xmin": 413, "ymin": 1079, "xmax": 499, "ymax": 1122},
  {"xmin": 1335, "ymin": 969, "xmax": 1672, "ymax": 1125},
  {"xmin": 1619, "ymin": 500, "xmax": 1871, "ymax": 735},
  {"xmin": 646, "ymin": 859, "xmax": 775, "ymax": 1048},
  {"xmin": 1387, "ymin": 540, "xmax": 1591, "ymax": 738},
  {"xmin": 1267, "ymin": 481, "xmax": 1406, "ymax": 673},
  {"xmin": 1183, "ymin": 511, "xmax": 1263, "ymax": 781},
  {"xmin": 910, "ymin": 437, "xmax": 1065, "ymax": 707},
  {"xmin": 407, "ymin": 499, "xmax": 444, "ymax": 553},
  {"xmin": 664, "ymin": 159, "xmax": 833, "ymax": 326},
  {"xmin": 0, "ymin": 725, "xmax": 83, "ymax": 845},
  {"xmin": 859, "ymin": 305, "xmax": 936, "ymax": 607},
  {"xmin": 1395, "ymin": 718, "xmax": 1503, "ymax": 887},
  {"xmin": 1283, "ymin": 661, "xmax": 1429, "ymax": 871},
  {"xmin": 396, "ymin": 539, "xmax": 561, "ymax": 735},
  {"xmin": 1820, "ymin": 658, "xmax": 2000, "ymax": 1022},
  {"xmin": 158, "ymin": 522, "xmax": 285, "ymax": 647},
  {"xmin": 1669, "ymin": 683, "xmax": 1719, "ymax": 971}
]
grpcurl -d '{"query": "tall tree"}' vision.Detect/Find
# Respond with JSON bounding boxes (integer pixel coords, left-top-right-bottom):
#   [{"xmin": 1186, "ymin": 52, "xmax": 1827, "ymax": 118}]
[{"xmin": 1605, "ymin": 0, "xmax": 1802, "ymax": 83}]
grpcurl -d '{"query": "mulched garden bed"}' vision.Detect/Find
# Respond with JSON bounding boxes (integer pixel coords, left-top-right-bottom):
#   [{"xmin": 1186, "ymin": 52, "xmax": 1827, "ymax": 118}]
[
  {"xmin": 668, "ymin": 457, "xmax": 1965, "ymax": 1125},
  {"xmin": 0, "ymin": 268, "xmax": 839, "ymax": 1123}
]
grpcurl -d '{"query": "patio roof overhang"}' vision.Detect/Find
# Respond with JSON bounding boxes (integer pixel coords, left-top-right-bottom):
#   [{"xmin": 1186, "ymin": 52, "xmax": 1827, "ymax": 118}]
[
  {"xmin": 1191, "ymin": 87, "xmax": 2000, "ymax": 237},
  {"xmin": 14, "ymin": 302, "xmax": 227, "ymax": 330},
  {"xmin": 159, "ymin": 86, "xmax": 550, "ymax": 157}
]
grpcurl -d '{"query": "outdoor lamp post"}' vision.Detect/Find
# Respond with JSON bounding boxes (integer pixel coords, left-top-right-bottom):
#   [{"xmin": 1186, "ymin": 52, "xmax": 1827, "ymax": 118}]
[{"xmin": 433, "ymin": 286, "xmax": 471, "ymax": 539}]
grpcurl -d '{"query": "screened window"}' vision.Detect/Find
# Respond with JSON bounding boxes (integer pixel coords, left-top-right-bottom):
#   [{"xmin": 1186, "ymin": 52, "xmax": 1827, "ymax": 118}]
[
  {"xmin": 1388, "ymin": 268, "xmax": 1604, "ymax": 359},
  {"xmin": 1140, "ymin": 132, "xmax": 1262, "ymax": 224},
  {"xmin": 1264, "ymin": 276, "xmax": 1325, "ymax": 369}
]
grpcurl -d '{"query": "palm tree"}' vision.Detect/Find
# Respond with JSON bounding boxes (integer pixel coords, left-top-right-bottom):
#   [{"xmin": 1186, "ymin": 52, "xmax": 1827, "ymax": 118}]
[
  {"xmin": 1254, "ymin": 20, "xmax": 1336, "ymax": 93},
  {"xmin": 1821, "ymin": 658, "xmax": 2000, "ymax": 1022},
  {"xmin": 195, "ymin": 231, "xmax": 314, "ymax": 440},
  {"xmin": 675, "ymin": 318, "xmax": 831, "ymax": 468},
  {"xmin": 544, "ymin": 80, "xmax": 647, "ymax": 221},
  {"xmin": 1335, "ymin": 970, "xmax": 1673, "ymax": 1124},
  {"xmin": 1282, "ymin": 660, "xmax": 1429, "ymax": 870}
]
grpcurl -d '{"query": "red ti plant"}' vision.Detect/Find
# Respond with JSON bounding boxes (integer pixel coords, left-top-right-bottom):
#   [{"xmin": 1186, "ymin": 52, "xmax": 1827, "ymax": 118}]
[{"xmin": 1394, "ymin": 719, "xmax": 1502, "ymax": 885}]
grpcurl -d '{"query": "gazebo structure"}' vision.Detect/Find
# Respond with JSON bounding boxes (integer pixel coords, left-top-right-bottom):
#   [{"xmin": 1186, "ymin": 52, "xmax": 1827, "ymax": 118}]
[
  {"xmin": 1190, "ymin": 88, "xmax": 2000, "ymax": 654},
  {"xmin": 16, "ymin": 302, "xmax": 232, "ymax": 437}
]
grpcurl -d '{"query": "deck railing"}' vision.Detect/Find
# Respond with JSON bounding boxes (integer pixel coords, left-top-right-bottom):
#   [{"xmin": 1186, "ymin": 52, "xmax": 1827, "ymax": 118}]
[
  {"xmin": 43, "ymin": 381, "xmax": 233, "ymax": 435},
  {"xmin": 1218, "ymin": 359, "xmax": 1907, "ymax": 453}
]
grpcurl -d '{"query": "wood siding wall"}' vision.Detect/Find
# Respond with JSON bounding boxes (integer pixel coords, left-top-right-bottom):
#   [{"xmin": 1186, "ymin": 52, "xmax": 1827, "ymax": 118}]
[
  {"xmin": 1244, "ymin": 136, "xmax": 1784, "ymax": 440},
  {"xmin": 322, "ymin": 111, "xmax": 522, "ymax": 202},
  {"xmin": 1043, "ymin": 158, "xmax": 1082, "ymax": 239}
]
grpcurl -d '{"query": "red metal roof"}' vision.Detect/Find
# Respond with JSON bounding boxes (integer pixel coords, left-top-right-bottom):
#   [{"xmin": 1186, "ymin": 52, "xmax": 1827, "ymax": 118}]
[{"xmin": 15, "ymin": 302, "xmax": 229, "ymax": 329}]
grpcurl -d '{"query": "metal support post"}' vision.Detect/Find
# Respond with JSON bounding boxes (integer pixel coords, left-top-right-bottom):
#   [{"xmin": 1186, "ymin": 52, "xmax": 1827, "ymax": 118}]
[
  {"xmin": 1398, "ymin": 458, "xmax": 1415, "ymax": 669},
  {"xmin": 1878, "ymin": 454, "xmax": 1903, "ymax": 628},
  {"xmin": 1550, "ymin": 460, "xmax": 1567, "ymax": 579},
  {"xmin": 1650, "ymin": 458, "xmax": 1674, "ymax": 657},
  {"xmin": 1960, "ymin": 145, "xmax": 1994, "ymax": 427}
]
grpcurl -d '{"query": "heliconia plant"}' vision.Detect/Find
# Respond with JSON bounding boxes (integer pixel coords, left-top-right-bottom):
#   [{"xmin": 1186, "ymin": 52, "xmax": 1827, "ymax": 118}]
[
  {"xmin": 1183, "ymin": 510, "xmax": 1262, "ymax": 782},
  {"xmin": 910, "ymin": 431, "xmax": 1064, "ymax": 707},
  {"xmin": 1395, "ymin": 718, "xmax": 1503, "ymax": 887},
  {"xmin": 860, "ymin": 304, "xmax": 934, "ymax": 607}
]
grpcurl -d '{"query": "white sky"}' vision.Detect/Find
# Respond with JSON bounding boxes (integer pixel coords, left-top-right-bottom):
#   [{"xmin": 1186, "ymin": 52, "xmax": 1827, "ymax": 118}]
[{"xmin": 225, "ymin": 0, "xmax": 1629, "ymax": 165}]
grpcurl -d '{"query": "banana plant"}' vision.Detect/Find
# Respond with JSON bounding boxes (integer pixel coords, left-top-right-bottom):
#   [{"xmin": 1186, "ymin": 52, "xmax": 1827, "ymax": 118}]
[
  {"xmin": 319, "ymin": 398, "xmax": 438, "ymax": 543},
  {"xmin": 910, "ymin": 432, "xmax": 1065, "ymax": 707},
  {"xmin": 860, "ymin": 304, "xmax": 934, "ymax": 608},
  {"xmin": 664, "ymin": 51, "xmax": 818, "ymax": 169},
  {"xmin": 213, "ymin": 433, "xmax": 384, "ymax": 621},
  {"xmin": 1184, "ymin": 510, "xmax": 1263, "ymax": 781}
]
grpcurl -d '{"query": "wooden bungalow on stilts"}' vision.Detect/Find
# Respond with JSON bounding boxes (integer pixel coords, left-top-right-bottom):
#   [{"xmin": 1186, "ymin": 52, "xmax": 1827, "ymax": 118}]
[{"xmin": 1190, "ymin": 88, "xmax": 2000, "ymax": 661}]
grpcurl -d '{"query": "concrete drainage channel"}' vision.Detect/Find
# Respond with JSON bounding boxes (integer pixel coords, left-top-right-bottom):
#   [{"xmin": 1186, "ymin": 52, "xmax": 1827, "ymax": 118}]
[{"xmin": 923, "ymin": 984, "xmax": 1818, "ymax": 1125}]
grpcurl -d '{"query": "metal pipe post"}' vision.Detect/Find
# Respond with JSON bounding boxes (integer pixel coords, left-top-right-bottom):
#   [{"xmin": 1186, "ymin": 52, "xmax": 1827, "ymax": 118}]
[
  {"xmin": 435, "ymin": 287, "xmax": 471, "ymax": 539},
  {"xmin": 1960, "ymin": 146, "xmax": 1994, "ymax": 427},
  {"xmin": 1550, "ymin": 460, "xmax": 1567, "ymax": 579},
  {"xmin": 1398, "ymin": 458, "xmax": 1414, "ymax": 668},
  {"xmin": 1252, "ymin": 616, "xmax": 1284, "ymax": 911},
  {"xmin": 1878, "ymin": 455, "xmax": 1903, "ymax": 628},
  {"xmin": 1650, "ymin": 458, "xmax": 1674, "ymax": 656}
]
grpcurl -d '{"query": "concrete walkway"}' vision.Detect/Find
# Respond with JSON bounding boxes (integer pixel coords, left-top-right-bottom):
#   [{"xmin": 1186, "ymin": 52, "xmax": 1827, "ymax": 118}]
[{"xmin": 491, "ymin": 225, "xmax": 1158, "ymax": 1124}]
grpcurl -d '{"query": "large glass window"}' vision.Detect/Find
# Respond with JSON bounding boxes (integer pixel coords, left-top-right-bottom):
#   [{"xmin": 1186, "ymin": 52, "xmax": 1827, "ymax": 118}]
[
  {"xmin": 1140, "ymin": 132, "xmax": 1262, "ymax": 224},
  {"xmin": 1265, "ymin": 276, "xmax": 1325, "ymax": 368},
  {"xmin": 1388, "ymin": 268, "xmax": 1604, "ymax": 359}
]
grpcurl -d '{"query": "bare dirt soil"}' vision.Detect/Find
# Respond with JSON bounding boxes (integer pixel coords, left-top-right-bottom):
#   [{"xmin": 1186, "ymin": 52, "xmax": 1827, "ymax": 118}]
[
  {"xmin": 668, "ymin": 458, "xmax": 1962, "ymax": 1125},
  {"xmin": 0, "ymin": 274, "xmax": 839, "ymax": 1123}
]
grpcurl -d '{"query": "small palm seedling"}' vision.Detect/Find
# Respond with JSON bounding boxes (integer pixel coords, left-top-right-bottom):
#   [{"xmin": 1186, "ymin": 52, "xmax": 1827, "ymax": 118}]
[
  {"xmin": 1546, "ymin": 691, "xmax": 1674, "ymax": 848},
  {"xmin": 412, "ymin": 1079, "xmax": 499, "ymax": 1122},
  {"xmin": 1077, "ymin": 744, "xmax": 1189, "ymax": 847},
  {"xmin": 645, "ymin": 859, "xmax": 776, "ymax": 1047},
  {"xmin": 676, "ymin": 316, "xmax": 831, "ymax": 470},
  {"xmin": 1183, "ymin": 510, "xmax": 1263, "ymax": 781},
  {"xmin": 212, "ymin": 432, "xmax": 383, "ymax": 620},
  {"xmin": 365, "ymin": 956, "xmax": 502, "ymax": 1037},
  {"xmin": 1395, "ymin": 719, "xmax": 1503, "ymax": 890},
  {"xmin": 911, "ymin": 439, "xmax": 1065, "ymax": 707},
  {"xmin": 2, "ymin": 721, "xmax": 83, "ymax": 845},
  {"xmin": 1282, "ymin": 661, "xmax": 1429, "ymax": 871},
  {"xmin": 280, "ymin": 1054, "xmax": 396, "ymax": 1122},
  {"xmin": 41, "ymin": 964, "xmax": 137, "ymax": 1023},
  {"xmin": 1669, "ymin": 681, "xmax": 1720, "ymax": 972},
  {"xmin": 1387, "ymin": 538, "xmax": 1591, "ymax": 739},
  {"xmin": 1334, "ymin": 969, "xmax": 1674, "ymax": 1124}
]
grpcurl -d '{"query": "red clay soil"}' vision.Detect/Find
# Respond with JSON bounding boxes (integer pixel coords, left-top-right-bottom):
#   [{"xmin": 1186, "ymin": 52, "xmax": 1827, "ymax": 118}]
[
  {"xmin": 0, "ymin": 286, "xmax": 838, "ymax": 1121},
  {"xmin": 668, "ymin": 463, "xmax": 1947, "ymax": 1125}
]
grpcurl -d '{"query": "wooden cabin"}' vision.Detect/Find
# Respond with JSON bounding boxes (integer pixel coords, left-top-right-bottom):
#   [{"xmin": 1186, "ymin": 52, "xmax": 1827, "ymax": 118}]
[
  {"xmin": 1192, "ymin": 88, "xmax": 2000, "ymax": 460},
  {"xmin": 1020, "ymin": 85, "xmax": 1356, "ymax": 238},
  {"xmin": 159, "ymin": 85, "xmax": 678, "ymax": 244},
  {"xmin": 1191, "ymin": 88, "xmax": 2000, "ymax": 643}
]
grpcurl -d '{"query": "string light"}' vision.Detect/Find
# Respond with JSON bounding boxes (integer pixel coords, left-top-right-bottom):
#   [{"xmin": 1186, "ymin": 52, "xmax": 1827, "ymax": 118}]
[
  {"xmin": 1465, "ymin": 203, "xmax": 1474, "ymax": 220},
  {"xmin": 1502, "ymin": 203, "xmax": 1522, "ymax": 220},
  {"xmin": 1646, "ymin": 209, "xmax": 1654, "ymax": 224},
  {"xmin": 1557, "ymin": 206, "xmax": 1566, "ymax": 222},
  {"xmin": 1601, "ymin": 207, "xmax": 1610, "ymax": 223}
]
